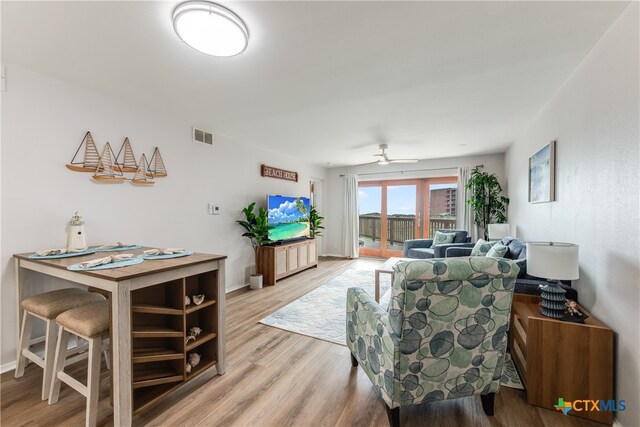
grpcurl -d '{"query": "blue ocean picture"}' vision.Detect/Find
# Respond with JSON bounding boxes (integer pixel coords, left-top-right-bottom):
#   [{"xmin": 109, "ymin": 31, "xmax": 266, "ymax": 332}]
[{"xmin": 267, "ymin": 195, "xmax": 310, "ymax": 241}]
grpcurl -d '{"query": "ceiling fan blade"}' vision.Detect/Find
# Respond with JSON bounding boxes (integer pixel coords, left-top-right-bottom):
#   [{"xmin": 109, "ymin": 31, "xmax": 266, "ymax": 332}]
[
  {"xmin": 353, "ymin": 160, "xmax": 381, "ymax": 166},
  {"xmin": 389, "ymin": 159, "xmax": 418, "ymax": 164}
]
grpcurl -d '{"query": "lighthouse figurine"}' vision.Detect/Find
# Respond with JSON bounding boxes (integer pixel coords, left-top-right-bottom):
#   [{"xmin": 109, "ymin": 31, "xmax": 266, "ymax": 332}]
[{"xmin": 67, "ymin": 212, "xmax": 87, "ymax": 251}]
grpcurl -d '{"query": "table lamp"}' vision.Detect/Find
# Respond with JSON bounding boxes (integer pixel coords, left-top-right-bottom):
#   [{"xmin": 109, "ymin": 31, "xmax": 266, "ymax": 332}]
[
  {"xmin": 526, "ymin": 242, "xmax": 579, "ymax": 319},
  {"xmin": 487, "ymin": 223, "xmax": 510, "ymax": 241}
]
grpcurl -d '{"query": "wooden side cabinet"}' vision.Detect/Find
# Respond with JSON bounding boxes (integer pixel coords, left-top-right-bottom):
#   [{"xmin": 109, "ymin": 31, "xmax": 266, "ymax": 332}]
[
  {"xmin": 510, "ymin": 294, "xmax": 614, "ymax": 424},
  {"xmin": 259, "ymin": 239, "xmax": 318, "ymax": 286}
]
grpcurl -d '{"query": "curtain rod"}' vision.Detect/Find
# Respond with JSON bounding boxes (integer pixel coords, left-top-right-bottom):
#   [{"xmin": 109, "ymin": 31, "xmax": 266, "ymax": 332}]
[{"xmin": 339, "ymin": 164, "xmax": 483, "ymax": 177}]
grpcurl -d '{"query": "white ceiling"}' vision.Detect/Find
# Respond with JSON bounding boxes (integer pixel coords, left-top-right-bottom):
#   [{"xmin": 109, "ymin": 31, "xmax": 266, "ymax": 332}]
[{"xmin": 1, "ymin": 1, "xmax": 629, "ymax": 167}]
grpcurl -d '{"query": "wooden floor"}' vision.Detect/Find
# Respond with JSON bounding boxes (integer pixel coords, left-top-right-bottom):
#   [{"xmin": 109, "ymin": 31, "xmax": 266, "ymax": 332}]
[{"xmin": 1, "ymin": 257, "xmax": 606, "ymax": 427}]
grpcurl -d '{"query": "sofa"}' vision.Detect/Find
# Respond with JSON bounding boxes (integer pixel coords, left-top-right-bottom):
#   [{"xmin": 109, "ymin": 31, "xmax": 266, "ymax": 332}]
[
  {"xmin": 403, "ymin": 229, "xmax": 473, "ymax": 259},
  {"xmin": 347, "ymin": 257, "xmax": 519, "ymax": 426},
  {"xmin": 446, "ymin": 237, "xmax": 578, "ymax": 302}
]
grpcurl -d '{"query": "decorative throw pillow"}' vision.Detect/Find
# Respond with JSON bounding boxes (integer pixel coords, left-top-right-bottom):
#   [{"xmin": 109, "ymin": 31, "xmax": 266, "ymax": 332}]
[
  {"xmin": 486, "ymin": 243, "xmax": 508, "ymax": 258},
  {"xmin": 433, "ymin": 231, "xmax": 456, "ymax": 245},
  {"xmin": 470, "ymin": 239, "xmax": 498, "ymax": 256}
]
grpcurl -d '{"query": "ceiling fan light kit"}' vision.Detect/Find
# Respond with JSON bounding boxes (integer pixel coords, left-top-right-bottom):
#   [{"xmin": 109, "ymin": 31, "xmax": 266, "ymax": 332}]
[
  {"xmin": 358, "ymin": 144, "xmax": 419, "ymax": 166},
  {"xmin": 173, "ymin": 1, "xmax": 249, "ymax": 57}
]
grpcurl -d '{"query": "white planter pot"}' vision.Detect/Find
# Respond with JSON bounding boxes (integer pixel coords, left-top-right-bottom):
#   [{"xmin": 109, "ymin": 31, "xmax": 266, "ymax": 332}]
[{"xmin": 249, "ymin": 275, "xmax": 263, "ymax": 290}]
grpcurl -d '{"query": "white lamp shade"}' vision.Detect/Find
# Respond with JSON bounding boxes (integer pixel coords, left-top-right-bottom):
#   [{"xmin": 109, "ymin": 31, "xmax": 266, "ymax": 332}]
[
  {"xmin": 526, "ymin": 242, "xmax": 579, "ymax": 280},
  {"xmin": 488, "ymin": 223, "xmax": 510, "ymax": 240}
]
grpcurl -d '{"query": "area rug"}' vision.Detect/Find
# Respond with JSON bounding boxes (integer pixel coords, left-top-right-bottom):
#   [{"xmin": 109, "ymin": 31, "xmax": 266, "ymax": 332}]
[{"xmin": 259, "ymin": 268, "xmax": 523, "ymax": 390}]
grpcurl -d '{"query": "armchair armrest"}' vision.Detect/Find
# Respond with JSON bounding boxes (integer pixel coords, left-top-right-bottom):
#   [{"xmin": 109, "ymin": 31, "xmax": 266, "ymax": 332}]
[
  {"xmin": 433, "ymin": 242, "xmax": 475, "ymax": 258},
  {"xmin": 403, "ymin": 239, "xmax": 434, "ymax": 257},
  {"xmin": 445, "ymin": 246, "xmax": 473, "ymax": 257},
  {"xmin": 346, "ymin": 287, "xmax": 399, "ymax": 407}
]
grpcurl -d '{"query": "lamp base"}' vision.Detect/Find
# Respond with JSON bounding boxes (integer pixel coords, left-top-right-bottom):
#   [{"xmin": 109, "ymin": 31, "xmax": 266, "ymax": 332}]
[{"xmin": 540, "ymin": 281, "xmax": 566, "ymax": 319}]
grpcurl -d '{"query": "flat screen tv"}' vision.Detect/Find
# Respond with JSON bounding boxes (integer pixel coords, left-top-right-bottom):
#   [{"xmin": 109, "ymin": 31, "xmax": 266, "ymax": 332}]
[{"xmin": 267, "ymin": 195, "xmax": 311, "ymax": 242}]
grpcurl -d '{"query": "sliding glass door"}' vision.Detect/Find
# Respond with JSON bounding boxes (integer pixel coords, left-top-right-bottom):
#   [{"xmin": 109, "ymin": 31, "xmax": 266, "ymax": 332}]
[{"xmin": 358, "ymin": 177, "xmax": 457, "ymax": 258}]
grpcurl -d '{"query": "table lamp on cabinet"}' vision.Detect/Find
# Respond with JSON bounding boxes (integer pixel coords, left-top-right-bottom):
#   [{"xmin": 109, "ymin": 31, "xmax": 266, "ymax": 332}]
[{"xmin": 526, "ymin": 242, "xmax": 579, "ymax": 319}]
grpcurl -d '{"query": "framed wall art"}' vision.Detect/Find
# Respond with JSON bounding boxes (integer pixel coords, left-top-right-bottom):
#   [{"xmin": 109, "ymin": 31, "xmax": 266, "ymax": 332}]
[{"xmin": 529, "ymin": 140, "xmax": 556, "ymax": 203}]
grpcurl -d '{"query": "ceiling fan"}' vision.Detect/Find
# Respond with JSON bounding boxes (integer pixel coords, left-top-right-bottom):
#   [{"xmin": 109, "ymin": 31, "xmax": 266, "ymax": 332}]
[{"xmin": 358, "ymin": 144, "xmax": 419, "ymax": 166}]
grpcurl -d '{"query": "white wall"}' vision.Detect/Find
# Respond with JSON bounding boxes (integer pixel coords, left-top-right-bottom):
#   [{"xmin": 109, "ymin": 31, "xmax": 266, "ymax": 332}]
[
  {"xmin": 506, "ymin": 4, "xmax": 639, "ymax": 425},
  {"xmin": 0, "ymin": 65, "xmax": 326, "ymax": 367},
  {"xmin": 324, "ymin": 153, "xmax": 506, "ymax": 256}
]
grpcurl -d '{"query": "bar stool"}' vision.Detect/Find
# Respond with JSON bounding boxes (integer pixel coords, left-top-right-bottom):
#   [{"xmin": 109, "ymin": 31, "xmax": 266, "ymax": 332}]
[
  {"xmin": 15, "ymin": 288, "xmax": 106, "ymax": 400},
  {"xmin": 48, "ymin": 300, "xmax": 110, "ymax": 427}
]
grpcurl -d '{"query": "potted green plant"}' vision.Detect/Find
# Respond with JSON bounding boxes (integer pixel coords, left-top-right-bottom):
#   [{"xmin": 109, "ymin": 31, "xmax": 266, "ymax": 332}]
[
  {"xmin": 309, "ymin": 205, "xmax": 324, "ymax": 239},
  {"xmin": 465, "ymin": 165, "xmax": 509, "ymax": 240},
  {"xmin": 236, "ymin": 202, "xmax": 273, "ymax": 289}
]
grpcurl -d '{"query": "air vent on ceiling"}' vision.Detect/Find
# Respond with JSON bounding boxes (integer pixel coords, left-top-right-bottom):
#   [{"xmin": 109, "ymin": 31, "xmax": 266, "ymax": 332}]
[{"xmin": 192, "ymin": 127, "xmax": 213, "ymax": 146}]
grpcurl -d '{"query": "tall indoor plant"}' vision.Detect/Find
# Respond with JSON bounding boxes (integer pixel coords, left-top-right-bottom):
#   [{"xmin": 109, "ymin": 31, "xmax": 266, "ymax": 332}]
[
  {"xmin": 237, "ymin": 202, "xmax": 273, "ymax": 289},
  {"xmin": 308, "ymin": 205, "xmax": 324, "ymax": 239},
  {"xmin": 465, "ymin": 165, "xmax": 509, "ymax": 240}
]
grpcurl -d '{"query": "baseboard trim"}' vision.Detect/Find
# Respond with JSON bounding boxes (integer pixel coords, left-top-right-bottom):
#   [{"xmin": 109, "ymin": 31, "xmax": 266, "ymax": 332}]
[
  {"xmin": 613, "ymin": 417, "xmax": 623, "ymax": 427},
  {"xmin": 1, "ymin": 361, "xmax": 16, "ymax": 374},
  {"xmin": 226, "ymin": 282, "xmax": 249, "ymax": 293}
]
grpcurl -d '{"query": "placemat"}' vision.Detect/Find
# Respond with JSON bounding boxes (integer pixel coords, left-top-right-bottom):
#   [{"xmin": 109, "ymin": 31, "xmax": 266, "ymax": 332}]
[
  {"xmin": 29, "ymin": 249, "xmax": 97, "ymax": 259},
  {"xmin": 139, "ymin": 250, "xmax": 193, "ymax": 260},
  {"xmin": 67, "ymin": 257, "xmax": 144, "ymax": 271},
  {"xmin": 94, "ymin": 245, "xmax": 142, "ymax": 252}
]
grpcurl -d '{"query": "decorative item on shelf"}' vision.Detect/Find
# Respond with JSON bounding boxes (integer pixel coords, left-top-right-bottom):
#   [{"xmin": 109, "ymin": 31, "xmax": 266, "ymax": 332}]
[
  {"xmin": 188, "ymin": 352, "xmax": 201, "ymax": 368},
  {"xmin": 192, "ymin": 294, "xmax": 205, "ymax": 305},
  {"xmin": 184, "ymin": 295, "xmax": 191, "ymax": 306},
  {"xmin": 527, "ymin": 241, "xmax": 579, "ymax": 319},
  {"xmin": 130, "ymin": 153, "xmax": 154, "ymax": 185},
  {"xmin": 465, "ymin": 165, "xmax": 509, "ymax": 240},
  {"xmin": 186, "ymin": 326, "xmax": 202, "ymax": 344},
  {"xmin": 92, "ymin": 142, "xmax": 127, "ymax": 183},
  {"xmin": 146, "ymin": 147, "xmax": 167, "ymax": 178},
  {"xmin": 113, "ymin": 137, "xmax": 138, "ymax": 173},
  {"xmin": 185, "ymin": 363, "xmax": 192, "ymax": 375},
  {"xmin": 66, "ymin": 131, "xmax": 102, "ymax": 172},
  {"xmin": 564, "ymin": 299, "xmax": 588, "ymax": 323},
  {"xmin": 487, "ymin": 223, "xmax": 510, "ymax": 241},
  {"xmin": 309, "ymin": 205, "xmax": 325, "ymax": 239},
  {"xmin": 67, "ymin": 212, "xmax": 88, "ymax": 251},
  {"xmin": 237, "ymin": 202, "xmax": 273, "ymax": 290},
  {"xmin": 565, "ymin": 300, "xmax": 582, "ymax": 317}
]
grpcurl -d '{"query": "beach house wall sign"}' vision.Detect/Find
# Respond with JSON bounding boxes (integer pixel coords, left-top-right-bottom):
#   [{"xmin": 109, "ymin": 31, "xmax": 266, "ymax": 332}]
[{"xmin": 261, "ymin": 164, "xmax": 298, "ymax": 182}]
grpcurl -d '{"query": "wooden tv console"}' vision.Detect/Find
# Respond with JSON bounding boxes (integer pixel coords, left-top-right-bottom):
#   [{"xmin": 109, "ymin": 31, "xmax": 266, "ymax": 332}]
[{"xmin": 258, "ymin": 239, "xmax": 318, "ymax": 285}]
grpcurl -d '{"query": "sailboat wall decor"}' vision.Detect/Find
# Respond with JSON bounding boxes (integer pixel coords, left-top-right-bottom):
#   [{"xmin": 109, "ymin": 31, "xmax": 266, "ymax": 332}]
[
  {"xmin": 67, "ymin": 130, "xmax": 169, "ymax": 185},
  {"xmin": 92, "ymin": 142, "xmax": 127, "ymax": 183},
  {"xmin": 130, "ymin": 154, "xmax": 154, "ymax": 185},
  {"xmin": 113, "ymin": 137, "xmax": 138, "ymax": 173},
  {"xmin": 66, "ymin": 131, "xmax": 102, "ymax": 172},
  {"xmin": 147, "ymin": 147, "xmax": 168, "ymax": 178}
]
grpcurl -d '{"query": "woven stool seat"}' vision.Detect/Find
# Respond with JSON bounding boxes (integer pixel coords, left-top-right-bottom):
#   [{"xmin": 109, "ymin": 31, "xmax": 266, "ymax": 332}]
[
  {"xmin": 56, "ymin": 301, "xmax": 110, "ymax": 338},
  {"xmin": 21, "ymin": 288, "xmax": 105, "ymax": 319}
]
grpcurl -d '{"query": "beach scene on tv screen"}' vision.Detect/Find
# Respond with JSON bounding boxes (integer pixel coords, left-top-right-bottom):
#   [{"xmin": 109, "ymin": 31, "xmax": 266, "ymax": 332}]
[{"xmin": 268, "ymin": 196, "xmax": 310, "ymax": 241}]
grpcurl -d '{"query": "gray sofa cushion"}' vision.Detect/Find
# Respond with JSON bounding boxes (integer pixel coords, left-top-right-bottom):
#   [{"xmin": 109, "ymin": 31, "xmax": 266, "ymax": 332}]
[{"xmin": 407, "ymin": 248, "xmax": 434, "ymax": 259}]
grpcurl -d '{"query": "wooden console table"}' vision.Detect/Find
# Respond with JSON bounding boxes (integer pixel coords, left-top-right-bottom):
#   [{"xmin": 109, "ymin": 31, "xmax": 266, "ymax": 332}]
[
  {"xmin": 258, "ymin": 239, "xmax": 318, "ymax": 286},
  {"xmin": 14, "ymin": 248, "xmax": 226, "ymax": 427},
  {"xmin": 509, "ymin": 294, "xmax": 614, "ymax": 424}
]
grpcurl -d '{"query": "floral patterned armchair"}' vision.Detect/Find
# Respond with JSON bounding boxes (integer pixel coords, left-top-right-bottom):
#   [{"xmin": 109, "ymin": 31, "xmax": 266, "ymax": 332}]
[{"xmin": 346, "ymin": 257, "xmax": 519, "ymax": 426}]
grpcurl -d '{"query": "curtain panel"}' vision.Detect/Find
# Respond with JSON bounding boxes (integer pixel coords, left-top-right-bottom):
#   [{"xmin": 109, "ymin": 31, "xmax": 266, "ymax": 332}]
[
  {"xmin": 457, "ymin": 166, "xmax": 477, "ymax": 241},
  {"xmin": 342, "ymin": 174, "xmax": 359, "ymax": 258}
]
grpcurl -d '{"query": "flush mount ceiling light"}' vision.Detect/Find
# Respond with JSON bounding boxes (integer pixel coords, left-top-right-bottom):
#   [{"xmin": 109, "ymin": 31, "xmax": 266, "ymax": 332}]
[{"xmin": 173, "ymin": 1, "xmax": 249, "ymax": 57}]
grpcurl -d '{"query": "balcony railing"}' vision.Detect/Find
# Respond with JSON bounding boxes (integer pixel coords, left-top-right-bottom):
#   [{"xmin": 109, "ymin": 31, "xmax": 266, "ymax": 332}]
[{"xmin": 359, "ymin": 215, "xmax": 457, "ymax": 244}]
